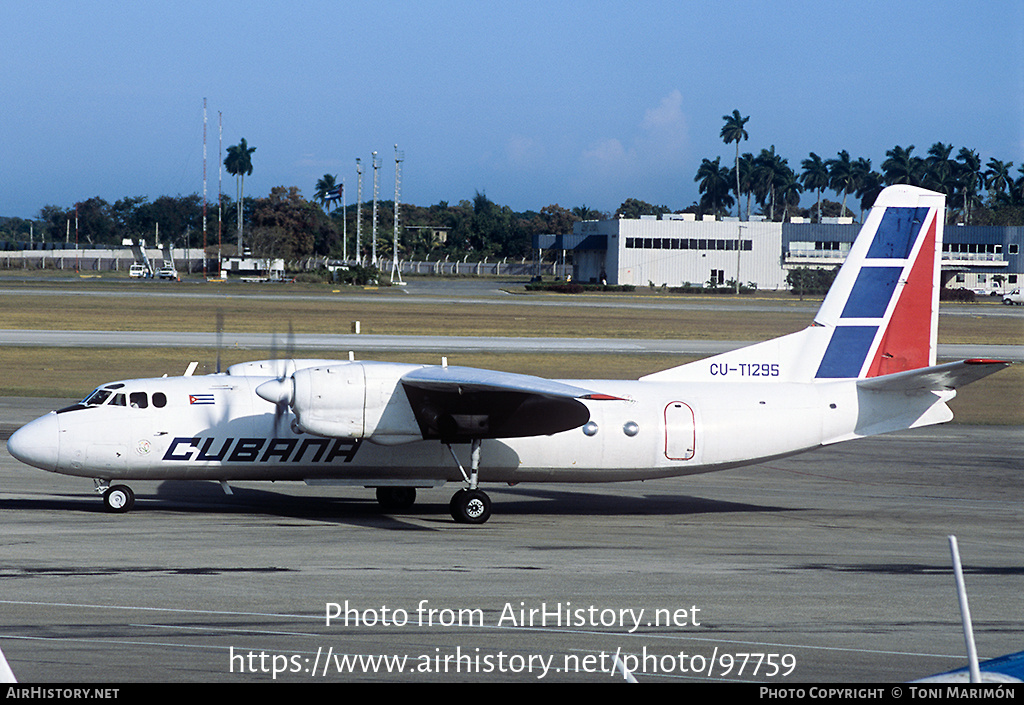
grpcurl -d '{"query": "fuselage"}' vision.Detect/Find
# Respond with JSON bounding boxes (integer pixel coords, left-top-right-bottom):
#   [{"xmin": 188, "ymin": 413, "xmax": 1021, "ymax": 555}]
[{"xmin": 8, "ymin": 369, "xmax": 862, "ymax": 485}]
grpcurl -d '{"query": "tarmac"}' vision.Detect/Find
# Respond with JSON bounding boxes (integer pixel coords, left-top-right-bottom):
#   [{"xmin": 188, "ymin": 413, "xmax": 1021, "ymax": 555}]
[{"xmin": 0, "ymin": 396, "xmax": 1020, "ymax": 683}]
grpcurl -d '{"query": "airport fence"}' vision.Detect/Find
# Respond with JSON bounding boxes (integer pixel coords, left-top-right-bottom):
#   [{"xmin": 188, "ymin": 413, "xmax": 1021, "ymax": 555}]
[{"xmin": 0, "ymin": 250, "xmax": 570, "ymax": 279}]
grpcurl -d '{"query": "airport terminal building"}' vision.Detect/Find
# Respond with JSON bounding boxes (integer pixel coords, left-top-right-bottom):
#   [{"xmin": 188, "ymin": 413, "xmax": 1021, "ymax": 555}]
[{"xmin": 561, "ymin": 215, "xmax": 1024, "ymax": 294}]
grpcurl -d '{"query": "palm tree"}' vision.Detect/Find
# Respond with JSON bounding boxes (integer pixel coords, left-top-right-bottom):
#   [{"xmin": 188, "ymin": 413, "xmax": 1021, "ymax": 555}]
[
  {"xmin": 314, "ymin": 174, "xmax": 338, "ymax": 209},
  {"xmin": 985, "ymin": 158, "xmax": 1014, "ymax": 205},
  {"xmin": 694, "ymin": 157, "xmax": 735, "ymax": 217},
  {"xmin": 882, "ymin": 145, "xmax": 923, "ymax": 186},
  {"xmin": 800, "ymin": 152, "xmax": 830, "ymax": 223},
  {"xmin": 924, "ymin": 143, "xmax": 954, "ymax": 188},
  {"xmin": 751, "ymin": 146, "xmax": 785, "ymax": 220},
  {"xmin": 776, "ymin": 168, "xmax": 804, "ymax": 220},
  {"xmin": 720, "ymin": 110, "xmax": 750, "ymax": 219},
  {"xmin": 922, "ymin": 143, "xmax": 959, "ymax": 222},
  {"xmin": 731, "ymin": 152, "xmax": 756, "ymax": 220},
  {"xmin": 852, "ymin": 158, "xmax": 882, "ymax": 220},
  {"xmin": 1013, "ymin": 164, "xmax": 1024, "ymax": 206},
  {"xmin": 955, "ymin": 148, "xmax": 984, "ymax": 224},
  {"xmin": 224, "ymin": 138, "xmax": 256, "ymax": 252},
  {"xmin": 826, "ymin": 150, "xmax": 855, "ymax": 218},
  {"xmin": 572, "ymin": 205, "xmax": 602, "ymax": 220}
]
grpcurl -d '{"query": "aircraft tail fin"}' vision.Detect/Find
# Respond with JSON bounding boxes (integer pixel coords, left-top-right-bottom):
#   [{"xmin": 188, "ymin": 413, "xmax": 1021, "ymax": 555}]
[
  {"xmin": 810, "ymin": 184, "xmax": 944, "ymax": 380},
  {"xmin": 642, "ymin": 185, "xmax": 947, "ymax": 384}
]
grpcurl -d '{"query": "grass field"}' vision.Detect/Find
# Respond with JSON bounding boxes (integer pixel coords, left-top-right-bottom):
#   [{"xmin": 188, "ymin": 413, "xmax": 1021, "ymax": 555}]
[{"xmin": 0, "ymin": 277, "xmax": 1020, "ymax": 424}]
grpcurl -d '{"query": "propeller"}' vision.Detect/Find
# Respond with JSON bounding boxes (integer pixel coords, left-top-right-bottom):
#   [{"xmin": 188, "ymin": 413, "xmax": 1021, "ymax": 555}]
[
  {"xmin": 215, "ymin": 309, "xmax": 224, "ymax": 374},
  {"xmin": 256, "ymin": 321, "xmax": 297, "ymax": 435}
]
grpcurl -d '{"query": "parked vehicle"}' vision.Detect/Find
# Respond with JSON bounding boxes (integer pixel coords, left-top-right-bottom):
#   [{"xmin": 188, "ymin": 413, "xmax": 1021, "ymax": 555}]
[{"xmin": 1002, "ymin": 289, "xmax": 1024, "ymax": 305}]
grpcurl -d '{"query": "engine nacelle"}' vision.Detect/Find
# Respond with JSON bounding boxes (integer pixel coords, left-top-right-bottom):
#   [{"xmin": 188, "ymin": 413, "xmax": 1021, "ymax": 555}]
[{"xmin": 289, "ymin": 362, "xmax": 424, "ymax": 444}]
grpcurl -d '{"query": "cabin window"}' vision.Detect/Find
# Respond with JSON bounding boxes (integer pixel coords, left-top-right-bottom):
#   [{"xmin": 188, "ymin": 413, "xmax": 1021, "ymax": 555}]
[{"xmin": 152, "ymin": 392, "xmax": 167, "ymax": 408}]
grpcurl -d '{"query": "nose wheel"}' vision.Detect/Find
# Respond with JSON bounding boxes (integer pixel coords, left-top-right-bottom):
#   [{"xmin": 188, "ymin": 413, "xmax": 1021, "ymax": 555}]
[
  {"xmin": 95, "ymin": 480, "xmax": 135, "ymax": 513},
  {"xmin": 446, "ymin": 439, "xmax": 493, "ymax": 524}
]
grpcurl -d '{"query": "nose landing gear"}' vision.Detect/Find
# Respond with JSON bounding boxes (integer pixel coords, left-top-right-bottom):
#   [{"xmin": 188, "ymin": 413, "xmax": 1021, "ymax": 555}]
[{"xmin": 95, "ymin": 480, "xmax": 135, "ymax": 513}]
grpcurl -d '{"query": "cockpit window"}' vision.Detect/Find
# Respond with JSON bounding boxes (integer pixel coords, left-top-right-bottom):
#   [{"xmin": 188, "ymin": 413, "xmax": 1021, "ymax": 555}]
[
  {"xmin": 82, "ymin": 388, "xmax": 113, "ymax": 406},
  {"xmin": 80, "ymin": 386, "xmax": 157, "ymax": 409}
]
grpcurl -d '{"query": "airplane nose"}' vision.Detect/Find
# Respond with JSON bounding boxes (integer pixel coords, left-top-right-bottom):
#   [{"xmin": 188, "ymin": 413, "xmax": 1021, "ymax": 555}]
[{"xmin": 7, "ymin": 412, "xmax": 59, "ymax": 472}]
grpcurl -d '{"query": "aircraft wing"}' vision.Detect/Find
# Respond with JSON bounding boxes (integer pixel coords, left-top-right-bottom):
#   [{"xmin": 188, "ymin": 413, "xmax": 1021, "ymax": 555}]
[
  {"xmin": 399, "ymin": 365, "xmax": 620, "ymax": 442},
  {"xmin": 856, "ymin": 359, "xmax": 1010, "ymax": 393}
]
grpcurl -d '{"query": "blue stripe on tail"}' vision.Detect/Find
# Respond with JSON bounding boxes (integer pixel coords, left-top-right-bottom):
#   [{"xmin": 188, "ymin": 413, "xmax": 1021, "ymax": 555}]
[
  {"xmin": 867, "ymin": 207, "xmax": 930, "ymax": 259},
  {"xmin": 815, "ymin": 326, "xmax": 878, "ymax": 378}
]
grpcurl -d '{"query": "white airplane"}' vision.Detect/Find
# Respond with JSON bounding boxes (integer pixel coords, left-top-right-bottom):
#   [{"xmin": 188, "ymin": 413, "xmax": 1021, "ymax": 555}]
[{"xmin": 6, "ymin": 185, "xmax": 1010, "ymax": 523}]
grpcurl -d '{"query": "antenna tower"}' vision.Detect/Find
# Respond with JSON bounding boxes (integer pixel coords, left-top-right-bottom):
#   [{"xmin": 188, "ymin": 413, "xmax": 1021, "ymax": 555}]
[
  {"xmin": 202, "ymin": 98, "xmax": 208, "ymax": 276},
  {"xmin": 391, "ymin": 144, "xmax": 404, "ymax": 283},
  {"xmin": 218, "ymin": 111, "xmax": 223, "ymax": 274},
  {"xmin": 355, "ymin": 158, "xmax": 363, "ymax": 264},
  {"xmin": 371, "ymin": 151, "xmax": 381, "ymax": 267}
]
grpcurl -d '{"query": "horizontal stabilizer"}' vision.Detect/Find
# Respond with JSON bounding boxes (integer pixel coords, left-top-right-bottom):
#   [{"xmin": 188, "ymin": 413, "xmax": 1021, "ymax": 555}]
[{"xmin": 856, "ymin": 359, "xmax": 1010, "ymax": 393}]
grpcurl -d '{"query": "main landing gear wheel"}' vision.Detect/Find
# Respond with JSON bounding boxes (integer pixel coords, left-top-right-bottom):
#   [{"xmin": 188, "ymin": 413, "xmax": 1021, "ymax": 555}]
[
  {"xmin": 375, "ymin": 486, "xmax": 417, "ymax": 511},
  {"xmin": 449, "ymin": 488, "xmax": 492, "ymax": 524},
  {"xmin": 444, "ymin": 439, "xmax": 493, "ymax": 524},
  {"xmin": 102, "ymin": 485, "xmax": 135, "ymax": 513}
]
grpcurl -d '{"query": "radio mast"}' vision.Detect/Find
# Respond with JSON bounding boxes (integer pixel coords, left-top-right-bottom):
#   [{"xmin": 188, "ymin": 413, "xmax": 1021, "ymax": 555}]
[
  {"xmin": 371, "ymin": 151, "xmax": 381, "ymax": 267},
  {"xmin": 355, "ymin": 158, "xmax": 363, "ymax": 264},
  {"xmin": 391, "ymin": 144, "xmax": 404, "ymax": 284},
  {"xmin": 202, "ymin": 98, "xmax": 208, "ymax": 276},
  {"xmin": 218, "ymin": 111, "xmax": 223, "ymax": 274}
]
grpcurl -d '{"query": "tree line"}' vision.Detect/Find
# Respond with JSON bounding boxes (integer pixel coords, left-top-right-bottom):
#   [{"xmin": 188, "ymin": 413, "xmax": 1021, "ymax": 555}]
[
  {"xmin": 4, "ymin": 123, "xmax": 1022, "ymax": 261},
  {"xmin": 701, "ymin": 110, "xmax": 1024, "ymax": 225},
  {"xmin": 0, "ymin": 188, "xmax": 601, "ymax": 263}
]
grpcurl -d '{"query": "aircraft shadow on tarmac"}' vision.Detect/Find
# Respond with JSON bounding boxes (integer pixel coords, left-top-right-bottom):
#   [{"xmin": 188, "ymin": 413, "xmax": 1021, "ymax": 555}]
[{"xmin": 0, "ymin": 480, "xmax": 790, "ymax": 528}]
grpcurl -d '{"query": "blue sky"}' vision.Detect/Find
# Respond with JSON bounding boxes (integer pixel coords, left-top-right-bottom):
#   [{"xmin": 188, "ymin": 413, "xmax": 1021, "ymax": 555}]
[{"xmin": 2, "ymin": 1, "xmax": 1022, "ymax": 219}]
